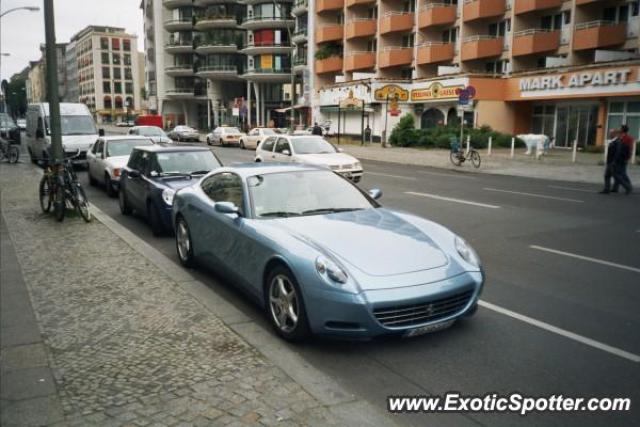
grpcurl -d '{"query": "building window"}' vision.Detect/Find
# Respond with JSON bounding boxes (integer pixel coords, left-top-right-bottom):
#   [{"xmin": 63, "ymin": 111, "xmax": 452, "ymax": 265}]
[
  {"xmin": 124, "ymin": 68, "xmax": 133, "ymax": 80},
  {"xmin": 125, "ymin": 82, "xmax": 134, "ymax": 94},
  {"xmin": 114, "ymin": 68, "xmax": 121, "ymax": 79},
  {"xmin": 607, "ymin": 100, "xmax": 640, "ymax": 141},
  {"xmin": 124, "ymin": 54, "xmax": 132, "ymax": 66},
  {"xmin": 113, "ymin": 54, "xmax": 121, "ymax": 65},
  {"xmin": 402, "ymin": 33, "xmax": 415, "ymax": 48},
  {"xmin": 101, "ymin": 53, "xmax": 110, "ymax": 64},
  {"xmin": 367, "ymin": 38, "xmax": 377, "ymax": 52},
  {"xmin": 400, "ymin": 68, "xmax": 413, "ymax": 79},
  {"xmin": 102, "ymin": 67, "xmax": 110, "ymax": 78},
  {"xmin": 123, "ymin": 39, "xmax": 131, "ymax": 51},
  {"xmin": 103, "ymin": 81, "xmax": 111, "ymax": 93},
  {"xmin": 104, "ymin": 96, "xmax": 112, "ymax": 109},
  {"xmin": 114, "ymin": 82, "xmax": 123, "ymax": 93},
  {"xmin": 115, "ymin": 96, "xmax": 123, "ymax": 109},
  {"xmin": 112, "ymin": 38, "xmax": 121, "ymax": 50},
  {"xmin": 100, "ymin": 37, "xmax": 109, "ymax": 50}
]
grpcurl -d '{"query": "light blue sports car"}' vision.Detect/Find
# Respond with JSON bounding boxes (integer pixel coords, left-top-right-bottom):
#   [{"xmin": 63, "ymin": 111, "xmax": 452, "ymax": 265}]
[{"xmin": 172, "ymin": 163, "xmax": 484, "ymax": 341}]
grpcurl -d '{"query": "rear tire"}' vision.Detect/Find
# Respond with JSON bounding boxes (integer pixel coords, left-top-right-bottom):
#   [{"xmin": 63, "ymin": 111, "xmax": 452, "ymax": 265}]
[
  {"xmin": 450, "ymin": 150, "xmax": 462, "ymax": 167},
  {"xmin": 29, "ymin": 148, "xmax": 36, "ymax": 164},
  {"xmin": 470, "ymin": 150, "xmax": 481, "ymax": 169},
  {"xmin": 175, "ymin": 217, "xmax": 195, "ymax": 268},
  {"xmin": 206, "ymin": 137, "xmax": 212, "ymax": 146},
  {"xmin": 265, "ymin": 266, "xmax": 310, "ymax": 342},
  {"xmin": 39, "ymin": 175, "xmax": 53, "ymax": 213},
  {"xmin": 54, "ymin": 185, "xmax": 65, "ymax": 222}
]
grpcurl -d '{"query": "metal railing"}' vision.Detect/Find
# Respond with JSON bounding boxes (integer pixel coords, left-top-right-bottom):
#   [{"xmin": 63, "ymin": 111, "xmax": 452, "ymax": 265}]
[
  {"xmin": 346, "ymin": 50, "xmax": 376, "ymax": 56},
  {"xmin": 422, "ymin": 2, "xmax": 455, "ymax": 9},
  {"xmin": 381, "ymin": 46, "xmax": 413, "ymax": 51},
  {"xmin": 197, "ymin": 65, "xmax": 238, "ymax": 72},
  {"xmin": 163, "ymin": 18, "xmax": 193, "ymax": 26},
  {"xmin": 244, "ymin": 67, "xmax": 292, "ymax": 73},
  {"xmin": 383, "ymin": 10, "xmax": 415, "ymax": 16},
  {"xmin": 513, "ymin": 28, "xmax": 555, "ymax": 37},
  {"xmin": 242, "ymin": 15, "xmax": 294, "ymax": 23},
  {"xmin": 463, "ymin": 34, "xmax": 500, "ymax": 42},
  {"xmin": 243, "ymin": 42, "xmax": 294, "ymax": 48},
  {"xmin": 575, "ymin": 20, "xmax": 620, "ymax": 30},
  {"xmin": 417, "ymin": 41, "xmax": 453, "ymax": 46}
]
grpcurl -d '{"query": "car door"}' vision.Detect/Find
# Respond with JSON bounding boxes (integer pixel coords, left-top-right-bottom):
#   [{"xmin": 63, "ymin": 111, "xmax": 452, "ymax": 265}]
[
  {"xmin": 87, "ymin": 139, "xmax": 100, "ymax": 180},
  {"xmin": 248, "ymin": 129, "xmax": 259, "ymax": 147},
  {"xmin": 127, "ymin": 151, "xmax": 150, "ymax": 211},
  {"xmin": 273, "ymin": 137, "xmax": 292, "ymax": 162}
]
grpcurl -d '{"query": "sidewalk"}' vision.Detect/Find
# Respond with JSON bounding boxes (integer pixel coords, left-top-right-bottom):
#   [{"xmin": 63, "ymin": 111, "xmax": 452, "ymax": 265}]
[
  {"xmin": 338, "ymin": 143, "xmax": 640, "ymax": 185},
  {"xmin": 0, "ymin": 162, "xmax": 393, "ymax": 426}
]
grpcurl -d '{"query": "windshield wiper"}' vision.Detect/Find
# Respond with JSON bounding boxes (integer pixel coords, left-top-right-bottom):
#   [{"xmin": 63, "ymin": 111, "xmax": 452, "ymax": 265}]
[
  {"xmin": 259, "ymin": 211, "xmax": 301, "ymax": 218},
  {"xmin": 158, "ymin": 172, "xmax": 190, "ymax": 177},
  {"xmin": 189, "ymin": 170, "xmax": 210, "ymax": 176},
  {"xmin": 301, "ymin": 208, "xmax": 363, "ymax": 216}
]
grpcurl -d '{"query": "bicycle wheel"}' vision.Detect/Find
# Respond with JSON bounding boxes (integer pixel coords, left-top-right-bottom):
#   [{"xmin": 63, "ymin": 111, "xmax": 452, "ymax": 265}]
[
  {"xmin": 8, "ymin": 146, "xmax": 19, "ymax": 164},
  {"xmin": 73, "ymin": 184, "xmax": 92, "ymax": 222},
  {"xmin": 450, "ymin": 151, "xmax": 462, "ymax": 166},
  {"xmin": 470, "ymin": 150, "xmax": 481, "ymax": 169},
  {"xmin": 39, "ymin": 175, "xmax": 53, "ymax": 213}
]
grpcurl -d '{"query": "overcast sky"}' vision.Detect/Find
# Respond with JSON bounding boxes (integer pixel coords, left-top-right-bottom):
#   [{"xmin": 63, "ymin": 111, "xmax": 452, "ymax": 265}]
[{"xmin": 1, "ymin": 0, "xmax": 144, "ymax": 81}]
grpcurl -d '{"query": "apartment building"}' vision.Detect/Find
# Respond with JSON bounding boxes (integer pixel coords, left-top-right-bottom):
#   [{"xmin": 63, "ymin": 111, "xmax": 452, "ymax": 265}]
[
  {"xmin": 69, "ymin": 26, "xmax": 142, "ymax": 124},
  {"xmin": 142, "ymin": 0, "xmax": 298, "ymax": 130},
  {"xmin": 26, "ymin": 44, "xmax": 68, "ymax": 104},
  {"xmin": 314, "ymin": 0, "xmax": 640, "ymax": 147}
]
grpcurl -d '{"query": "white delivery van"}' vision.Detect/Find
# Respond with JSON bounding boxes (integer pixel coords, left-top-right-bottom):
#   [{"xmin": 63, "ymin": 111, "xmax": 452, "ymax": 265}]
[{"xmin": 25, "ymin": 103, "xmax": 99, "ymax": 165}]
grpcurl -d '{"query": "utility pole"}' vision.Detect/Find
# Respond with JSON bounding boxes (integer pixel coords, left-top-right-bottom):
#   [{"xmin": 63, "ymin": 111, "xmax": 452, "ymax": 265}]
[{"xmin": 43, "ymin": 0, "xmax": 63, "ymax": 164}]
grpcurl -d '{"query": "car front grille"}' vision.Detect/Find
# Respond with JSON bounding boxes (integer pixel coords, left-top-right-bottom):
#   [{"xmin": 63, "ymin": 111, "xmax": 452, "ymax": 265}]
[{"xmin": 373, "ymin": 289, "xmax": 474, "ymax": 328}]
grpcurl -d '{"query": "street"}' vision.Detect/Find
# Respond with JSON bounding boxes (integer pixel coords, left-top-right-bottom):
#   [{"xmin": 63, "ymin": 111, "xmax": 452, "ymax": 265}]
[{"xmin": 77, "ymin": 145, "xmax": 640, "ymax": 427}]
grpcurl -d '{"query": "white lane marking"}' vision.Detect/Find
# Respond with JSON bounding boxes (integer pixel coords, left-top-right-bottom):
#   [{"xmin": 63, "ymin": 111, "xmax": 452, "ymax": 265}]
[
  {"xmin": 484, "ymin": 187, "xmax": 584, "ymax": 203},
  {"xmin": 479, "ymin": 300, "xmax": 640, "ymax": 363},
  {"xmin": 367, "ymin": 172, "xmax": 417, "ymax": 181},
  {"xmin": 417, "ymin": 170, "xmax": 474, "ymax": 179},
  {"xmin": 405, "ymin": 192, "xmax": 501, "ymax": 209},
  {"xmin": 548, "ymin": 185, "xmax": 597, "ymax": 194},
  {"xmin": 530, "ymin": 245, "xmax": 640, "ymax": 274}
]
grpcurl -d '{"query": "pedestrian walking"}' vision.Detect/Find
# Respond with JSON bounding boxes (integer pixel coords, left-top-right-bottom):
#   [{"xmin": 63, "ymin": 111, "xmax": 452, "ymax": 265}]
[
  {"xmin": 311, "ymin": 122, "xmax": 324, "ymax": 136},
  {"xmin": 614, "ymin": 124, "xmax": 634, "ymax": 194},
  {"xmin": 600, "ymin": 130, "xmax": 622, "ymax": 194}
]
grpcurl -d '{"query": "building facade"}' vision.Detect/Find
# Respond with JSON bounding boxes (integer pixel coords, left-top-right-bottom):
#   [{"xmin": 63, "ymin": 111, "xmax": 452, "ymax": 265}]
[
  {"xmin": 314, "ymin": 0, "xmax": 640, "ymax": 146},
  {"xmin": 26, "ymin": 61, "xmax": 45, "ymax": 104},
  {"xmin": 65, "ymin": 40, "xmax": 79, "ymax": 103},
  {"xmin": 70, "ymin": 26, "xmax": 143, "ymax": 124}
]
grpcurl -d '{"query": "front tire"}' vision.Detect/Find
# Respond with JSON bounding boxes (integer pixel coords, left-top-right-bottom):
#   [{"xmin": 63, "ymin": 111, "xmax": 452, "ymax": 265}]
[
  {"xmin": 470, "ymin": 150, "xmax": 481, "ymax": 169},
  {"xmin": 265, "ymin": 266, "xmax": 310, "ymax": 342},
  {"xmin": 206, "ymin": 137, "xmax": 212, "ymax": 146},
  {"xmin": 175, "ymin": 217, "xmax": 195, "ymax": 268},
  {"xmin": 74, "ymin": 185, "xmax": 92, "ymax": 222},
  {"xmin": 39, "ymin": 175, "xmax": 53, "ymax": 213},
  {"xmin": 450, "ymin": 150, "xmax": 462, "ymax": 167}
]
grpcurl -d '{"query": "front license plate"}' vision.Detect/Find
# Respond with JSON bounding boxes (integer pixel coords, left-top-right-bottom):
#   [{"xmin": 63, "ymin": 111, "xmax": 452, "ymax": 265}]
[{"xmin": 404, "ymin": 320, "xmax": 455, "ymax": 338}]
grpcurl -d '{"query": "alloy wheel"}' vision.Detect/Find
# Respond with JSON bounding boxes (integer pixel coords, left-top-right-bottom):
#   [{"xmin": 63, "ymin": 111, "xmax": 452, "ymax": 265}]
[
  {"xmin": 269, "ymin": 275, "xmax": 299, "ymax": 333},
  {"xmin": 176, "ymin": 221, "xmax": 190, "ymax": 262}
]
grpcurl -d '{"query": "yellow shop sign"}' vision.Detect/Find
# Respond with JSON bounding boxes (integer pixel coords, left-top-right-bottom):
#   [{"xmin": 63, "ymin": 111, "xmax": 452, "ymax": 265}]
[
  {"xmin": 411, "ymin": 82, "xmax": 464, "ymax": 101},
  {"xmin": 374, "ymin": 84, "xmax": 410, "ymax": 102}
]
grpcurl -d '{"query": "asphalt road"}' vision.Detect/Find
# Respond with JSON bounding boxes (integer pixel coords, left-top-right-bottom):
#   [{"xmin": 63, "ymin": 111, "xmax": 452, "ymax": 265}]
[{"xmin": 75, "ymin": 144, "xmax": 640, "ymax": 426}]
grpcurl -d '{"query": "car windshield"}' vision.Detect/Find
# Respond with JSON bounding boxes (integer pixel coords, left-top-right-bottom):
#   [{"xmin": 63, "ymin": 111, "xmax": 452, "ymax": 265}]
[
  {"xmin": 46, "ymin": 115, "xmax": 97, "ymax": 136},
  {"xmin": 248, "ymin": 170, "xmax": 375, "ymax": 218},
  {"xmin": 138, "ymin": 127, "xmax": 165, "ymax": 137},
  {"xmin": 291, "ymin": 138, "xmax": 337, "ymax": 155},
  {"xmin": 155, "ymin": 151, "xmax": 221, "ymax": 175},
  {"xmin": 107, "ymin": 139, "xmax": 153, "ymax": 157}
]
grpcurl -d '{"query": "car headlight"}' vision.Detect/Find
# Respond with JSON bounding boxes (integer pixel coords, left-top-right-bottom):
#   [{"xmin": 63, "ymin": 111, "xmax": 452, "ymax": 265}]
[
  {"xmin": 162, "ymin": 188, "xmax": 176, "ymax": 206},
  {"xmin": 315, "ymin": 256, "xmax": 348, "ymax": 284},
  {"xmin": 455, "ymin": 236, "xmax": 480, "ymax": 267}
]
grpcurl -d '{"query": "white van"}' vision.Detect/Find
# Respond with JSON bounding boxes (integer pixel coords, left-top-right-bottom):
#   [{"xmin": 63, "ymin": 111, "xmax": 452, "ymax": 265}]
[{"xmin": 25, "ymin": 103, "xmax": 99, "ymax": 165}]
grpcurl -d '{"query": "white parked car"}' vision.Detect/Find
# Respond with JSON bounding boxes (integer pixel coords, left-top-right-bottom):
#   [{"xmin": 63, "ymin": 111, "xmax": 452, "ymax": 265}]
[
  {"xmin": 168, "ymin": 125, "xmax": 200, "ymax": 142},
  {"xmin": 128, "ymin": 126, "xmax": 173, "ymax": 144},
  {"xmin": 239, "ymin": 127, "xmax": 277, "ymax": 150},
  {"xmin": 206, "ymin": 126, "xmax": 243, "ymax": 147},
  {"xmin": 87, "ymin": 136, "xmax": 154, "ymax": 197},
  {"xmin": 255, "ymin": 135, "xmax": 363, "ymax": 182}
]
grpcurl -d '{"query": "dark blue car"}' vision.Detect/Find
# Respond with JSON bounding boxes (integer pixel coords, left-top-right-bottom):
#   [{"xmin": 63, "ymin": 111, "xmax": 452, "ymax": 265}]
[{"xmin": 119, "ymin": 145, "xmax": 222, "ymax": 235}]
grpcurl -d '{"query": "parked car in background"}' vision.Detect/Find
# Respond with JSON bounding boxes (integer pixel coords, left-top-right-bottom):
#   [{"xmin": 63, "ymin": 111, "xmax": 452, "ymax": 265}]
[
  {"xmin": 16, "ymin": 118, "xmax": 27, "ymax": 131},
  {"xmin": 119, "ymin": 145, "xmax": 222, "ymax": 236},
  {"xmin": 255, "ymin": 135, "xmax": 363, "ymax": 182},
  {"xmin": 0, "ymin": 113, "xmax": 21, "ymax": 143},
  {"xmin": 87, "ymin": 136, "xmax": 154, "ymax": 197},
  {"xmin": 128, "ymin": 126, "xmax": 173, "ymax": 144},
  {"xmin": 168, "ymin": 125, "xmax": 200, "ymax": 142},
  {"xmin": 206, "ymin": 126, "xmax": 243, "ymax": 147},
  {"xmin": 239, "ymin": 127, "xmax": 277, "ymax": 150},
  {"xmin": 172, "ymin": 163, "xmax": 484, "ymax": 341}
]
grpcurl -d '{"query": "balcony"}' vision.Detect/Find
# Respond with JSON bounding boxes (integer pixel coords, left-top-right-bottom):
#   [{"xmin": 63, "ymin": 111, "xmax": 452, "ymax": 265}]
[
  {"xmin": 417, "ymin": 42, "xmax": 455, "ymax": 64},
  {"xmin": 292, "ymin": 28, "xmax": 308, "ymax": 44},
  {"xmin": 379, "ymin": 47, "xmax": 413, "ymax": 68},
  {"xmin": 514, "ymin": 0, "xmax": 561, "ymax": 15},
  {"xmin": 241, "ymin": 42, "xmax": 293, "ymax": 55},
  {"xmin": 241, "ymin": 16, "xmax": 295, "ymax": 30},
  {"xmin": 461, "ymin": 35, "xmax": 503, "ymax": 60},
  {"xmin": 573, "ymin": 21, "xmax": 626, "ymax": 50},
  {"xmin": 165, "ymin": 64, "xmax": 195, "ymax": 77},
  {"xmin": 346, "ymin": 0, "xmax": 376, "ymax": 7},
  {"xmin": 166, "ymin": 88, "xmax": 196, "ymax": 98},
  {"xmin": 164, "ymin": 0, "xmax": 193, "ymax": 8},
  {"xmin": 195, "ymin": 42, "xmax": 238, "ymax": 54},
  {"xmin": 292, "ymin": 0, "xmax": 309, "ymax": 15},
  {"xmin": 293, "ymin": 57, "xmax": 308, "ymax": 73},
  {"xmin": 345, "ymin": 19, "xmax": 377, "ymax": 39},
  {"xmin": 418, "ymin": 4, "xmax": 457, "ymax": 29},
  {"xmin": 315, "ymin": 56, "xmax": 344, "ymax": 74},
  {"xmin": 344, "ymin": 51, "xmax": 376, "ymax": 71},
  {"xmin": 316, "ymin": 25, "xmax": 344, "ymax": 43},
  {"xmin": 380, "ymin": 12, "xmax": 415, "ymax": 35},
  {"xmin": 194, "ymin": 16, "xmax": 238, "ymax": 30},
  {"xmin": 316, "ymin": 0, "xmax": 344, "ymax": 13},
  {"xmin": 512, "ymin": 29, "xmax": 559, "ymax": 56},
  {"xmin": 164, "ymin": 18, "xmax": 193, "ymax": 32},
  {"xmin": 241, "ymin": 67, "xmax": 292, "ymax": 82},
  {"xmin": 463, "ymin": 0, "xmax": 506, "ymax": 23},
  {"xmin": 165, "ymin": 41, "xmax": 194, "ymax": 54},
  {"xmin": 196, "ymin": 65, "xmax": 239, "ymax": 80}
]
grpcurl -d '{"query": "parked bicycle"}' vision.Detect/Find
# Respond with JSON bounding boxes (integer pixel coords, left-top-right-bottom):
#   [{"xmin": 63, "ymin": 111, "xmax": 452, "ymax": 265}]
[
  {"xmin": 39, "ymin": 151, "xmax": 91, "ymax": 222},
  {"xmin": 0, "ymin": 137, "xmax": 20, "ymax": 164},
  {"xmin": 450, "ymin": 140, "xmax": 481, "ymax": 169}
]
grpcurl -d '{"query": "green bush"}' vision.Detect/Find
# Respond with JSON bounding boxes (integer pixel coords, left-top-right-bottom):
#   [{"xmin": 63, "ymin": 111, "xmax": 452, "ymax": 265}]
[{"xmin": 389, "ymin": 114, "xmax": 419, "ymax": 147}]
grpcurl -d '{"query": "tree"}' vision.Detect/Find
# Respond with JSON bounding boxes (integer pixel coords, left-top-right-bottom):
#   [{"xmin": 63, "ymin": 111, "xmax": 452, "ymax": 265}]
[{"xmin": 6, "ymin": 73, "xmax": 29, "ymax": 118}]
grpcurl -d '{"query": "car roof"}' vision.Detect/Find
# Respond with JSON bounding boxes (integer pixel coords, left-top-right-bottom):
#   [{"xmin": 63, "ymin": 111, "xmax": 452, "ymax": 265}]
[
  {"xmin": 213, "ymin": 162, "xmax": 324, "ymax": 178},
  {"xmin": 100, "ymin": 135, "xmax": 153, "ymax": 142},
  {"xmin": 132, "ymin": 144, "xmax": 211, "ymax": 153}
]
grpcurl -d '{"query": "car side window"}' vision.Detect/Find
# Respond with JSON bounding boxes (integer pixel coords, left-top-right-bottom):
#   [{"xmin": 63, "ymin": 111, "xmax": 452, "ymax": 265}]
[
  {"xmin": 250, "ymin": 129, "xmax": 258, "ymax": 136},
  {"xmin": 142, "ymin": 153, "xmax": 156, "ymax": 176},
  {"xmin": 201, "ymin": 173, "xmax": 244, "ymax": 210},
  {"xmin": 261, "ymin": 137, "xmax": 276, "ymax": 151},
  {"xmin": 275, "ymin": 138, "xmax": 290, "ymax": 154},
  {"xmin": 91, "ymin": 140, "xmax": 100, "ymax": 154},
  {"xmin": 94, "ymin": 140, "xmax": 104, "ymax": 156}
]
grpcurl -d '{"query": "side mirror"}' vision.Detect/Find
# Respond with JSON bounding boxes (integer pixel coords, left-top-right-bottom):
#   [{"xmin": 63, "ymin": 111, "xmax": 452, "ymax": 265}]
[
  {"xmin": 128, "ymin": 169, "xmax": 141, "ymax": 179},
  {"xmin": 99, "ymin": 129, "xmax": 105, "ymax": 137},
  {"xmin": 282, "ymin": 149, "xmax": 291, "ymax": 156},
  {"xmin": 368, "ymin": 188, "xmax": 382, "ymax": 200},
  {"xmin": 215, "ymin": 201, "xmax": 240, "ymax": 215},
  {"xmin": 36, "ymin": 129, "xmax": 44, "ymax": 139}
]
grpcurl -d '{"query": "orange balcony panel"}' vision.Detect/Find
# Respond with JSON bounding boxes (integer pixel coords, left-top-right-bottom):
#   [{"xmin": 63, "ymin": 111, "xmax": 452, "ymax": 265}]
[
  {"xmin": 346, "ymin": 20, "xmax": 377, "ymax": 39},
  {"xmin": 463, "ymin": 0, "xmax": 506, "ymax": 22},
  {"xmin": 573, "ymin": 23, "xmax": 626, "ymax": 51},
  {"xmin": 315, "ymin": 56, "xmax": 344, "ymax": 74},
  {"xmin": 418, "ymin": 6, "xmax": 457, "ymax": 29},
  {"xmin": 380, "ymin": 13, "xmax": 415, "ymax": 35},
  {"xmin": 346, "ymin": 0, "xmax": 375, "ymax": 6},
  {"xmin": 344, "ymin": 52, "xmax": 376, "ymax": 71},
  {"xmin": 316, "ymin": 0, "xmax": 344, "ymax": 12},
  {"xmin": 379, "ymin": 48, "xmax": 413, "ymax": 68},
  {"xmin": 461, "ymin": 37, "xmax": 503, "ymax": 60},
  {"xmin": 512, "ymin": 30, "xmax": 559, "ymax": 57},
  {"xmin": 316, "ymin": 25, "xmax": 344, "ymax": 43},
  {"xmin": 514, "ymin": 0, "xmax": 561, "ymax": 15},
  {"xmin": 417, "ymin": 43, "xmax": 455, "ymax": 64}
]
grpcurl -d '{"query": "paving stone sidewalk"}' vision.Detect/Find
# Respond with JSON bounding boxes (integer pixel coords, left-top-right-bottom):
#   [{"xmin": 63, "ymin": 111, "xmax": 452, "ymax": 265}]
[{"xmin": 0, "ymin": 163, "xmax": 391, "ymax": 426}]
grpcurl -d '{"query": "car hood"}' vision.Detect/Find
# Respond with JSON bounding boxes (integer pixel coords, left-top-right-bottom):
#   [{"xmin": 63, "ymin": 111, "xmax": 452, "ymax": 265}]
[
  {"xmin": 105, "ymin": 156, "xmax": 129, "ymax": 169},
  {"xmin": 62, "ymin": 134, "xmax": 98, "ymax": 151},
  {"xmin": 295, "ymin": 152, "xmax": 358, "ymax": 167},
  {"xmin": 150, "ymin": 136, "xmax": 172, "ymax": 144},
  {"xmin": 274, "ymin": 208, "xmax": 448, "ymax": 277}
]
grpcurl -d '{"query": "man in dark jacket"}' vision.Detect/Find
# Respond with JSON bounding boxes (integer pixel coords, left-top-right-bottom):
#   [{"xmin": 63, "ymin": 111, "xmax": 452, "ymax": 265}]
[
  {"xmin": 613, "ymin": 124, "xmax": 633, "ymax": 194},
  {"xmin": 311, "ymin": 122, "xmax": 324, "ymax": 136},
  {"xmin": 600, "ymin": 130, "xmax": 621, "ymax": 194}
]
